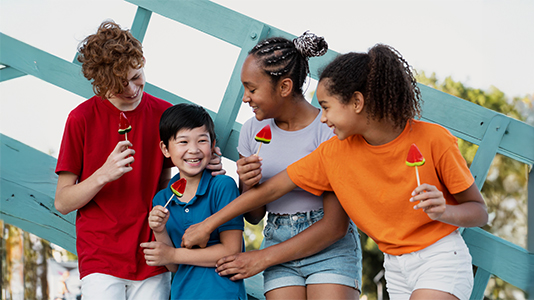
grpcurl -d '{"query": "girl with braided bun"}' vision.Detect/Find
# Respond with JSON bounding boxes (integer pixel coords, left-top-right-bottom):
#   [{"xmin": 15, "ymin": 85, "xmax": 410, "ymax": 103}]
[
  {"xmin": 214, "ymin": 32, "xmax": 362, "ymax": 299},
  {"xmin": 184, "ymin": 44, "xmax": 488, "ymax": 300}
]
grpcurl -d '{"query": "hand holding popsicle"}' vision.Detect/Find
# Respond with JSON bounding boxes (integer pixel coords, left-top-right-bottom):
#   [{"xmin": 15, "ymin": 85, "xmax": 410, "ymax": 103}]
[
  {"xmin": 164, "ymin": 178, "xmax": 187, "ymax": 208},
  {"xmin": 148, "ymin": 205, "xmax": 170, "ymax": 233},
  {"xmin": 254, "ymin": 125, "xmax": 271, "ymax": 156},
  {"xmin": 406, "ymin": 143, "xmax": 425, "ymax": 186}
]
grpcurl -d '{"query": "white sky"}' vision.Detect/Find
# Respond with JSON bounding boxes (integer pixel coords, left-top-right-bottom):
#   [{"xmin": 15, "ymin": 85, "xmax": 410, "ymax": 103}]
[{"xmin": 1, "ymin": 0, "xmax": 533, "ymax": 177}]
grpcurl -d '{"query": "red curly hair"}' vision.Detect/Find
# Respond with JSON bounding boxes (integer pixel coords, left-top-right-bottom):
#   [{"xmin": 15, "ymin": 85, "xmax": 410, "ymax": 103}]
[{"xmin": 77, "ymin": 21, "xmax": 144, "ymax": 99}]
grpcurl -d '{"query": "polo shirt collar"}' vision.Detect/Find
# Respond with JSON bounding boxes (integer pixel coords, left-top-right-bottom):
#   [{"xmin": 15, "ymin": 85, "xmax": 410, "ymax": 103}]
[{"xmin": 174, "ymin": 169, "xmax": 212, "ymax": 206}]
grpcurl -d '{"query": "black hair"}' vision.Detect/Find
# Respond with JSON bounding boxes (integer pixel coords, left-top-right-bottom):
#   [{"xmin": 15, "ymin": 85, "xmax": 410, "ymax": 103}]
[
  {"xmin": 159, "ymin": 103, "xmax": 216, "ymax": 148},
  {"xmin": 319, "ymin": 44, "xmax": 422, "ymax": 128},
  {"xmin": 249, "ymin": 31, "xmax": 328, "ymax": 95}
]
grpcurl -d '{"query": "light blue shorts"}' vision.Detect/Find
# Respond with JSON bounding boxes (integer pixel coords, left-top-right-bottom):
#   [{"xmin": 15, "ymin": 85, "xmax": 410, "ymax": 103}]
[{"xmin": 262, "ymin": 209, "xmax": 362, "ymax": 293}]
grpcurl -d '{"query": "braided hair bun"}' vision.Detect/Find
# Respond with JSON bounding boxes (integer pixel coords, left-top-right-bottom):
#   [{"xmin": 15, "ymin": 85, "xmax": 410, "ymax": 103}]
[{"xmin": 293, "ymin": 31, "xmax": 328, "ymax": 58}]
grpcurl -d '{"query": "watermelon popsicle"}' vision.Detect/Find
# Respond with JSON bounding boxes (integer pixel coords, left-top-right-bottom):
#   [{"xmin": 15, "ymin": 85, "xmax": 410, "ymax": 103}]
[
  {"xmin": 164, "ymin": 178, "xmax": 187, "ymax": 208},
  {"xmin": 118, "ymin": 112, "xmax": 132, "ymax": 141},
  {"xmin": 254, "ymin": 124, "xmax": 272, "ymax": 156},
  {"xmin": 406, "ymin": 143, "xmax": 425, "ymax": 186}
]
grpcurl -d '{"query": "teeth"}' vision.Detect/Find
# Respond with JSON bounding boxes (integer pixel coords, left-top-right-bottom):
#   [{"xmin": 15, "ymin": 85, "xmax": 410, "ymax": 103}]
[{"xmin": 186, "ymin": 159, "xmax": 200, "ymax": 163}]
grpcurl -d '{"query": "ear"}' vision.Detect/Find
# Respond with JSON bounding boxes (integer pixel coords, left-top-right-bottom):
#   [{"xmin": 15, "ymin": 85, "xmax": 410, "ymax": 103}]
[
  {"xmin": 351, "ymin": 91, "xmax": 365, "ymax": 113},
  {"xmin": 160, "ymin": 141, "xmax": 171, "ymax": 158},
  {"xmin": 279, "ymin": 78, "xmax": 293, "ymax": 97}
]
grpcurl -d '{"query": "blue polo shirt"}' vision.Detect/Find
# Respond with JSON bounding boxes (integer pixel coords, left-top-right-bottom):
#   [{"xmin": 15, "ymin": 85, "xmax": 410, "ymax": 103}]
[{"xmin": 152, "ymin": 169, "xmax": 246, "ymax": 299}]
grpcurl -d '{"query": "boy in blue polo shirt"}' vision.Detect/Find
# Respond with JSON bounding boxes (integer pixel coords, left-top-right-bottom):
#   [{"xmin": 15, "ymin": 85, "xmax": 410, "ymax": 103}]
[{"xmin": 140, "ymin": 103, "xmax": 246, "ymax": 299}]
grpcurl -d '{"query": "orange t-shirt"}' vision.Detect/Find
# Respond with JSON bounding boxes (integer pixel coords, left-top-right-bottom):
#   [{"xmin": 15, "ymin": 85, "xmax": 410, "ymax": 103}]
[{"xmin": 287, "ymin": 120, "xmax": 474, "ymax": 255}]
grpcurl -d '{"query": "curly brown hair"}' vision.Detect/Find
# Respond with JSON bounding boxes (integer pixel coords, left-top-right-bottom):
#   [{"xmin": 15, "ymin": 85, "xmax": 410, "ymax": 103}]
[
  {"xmin": 319, "ymin": 44, "xmax": 422, "ymax": 129},
  {"xmin": 77, "ymin": 21, "xmax": 144, "ymax": 99}
]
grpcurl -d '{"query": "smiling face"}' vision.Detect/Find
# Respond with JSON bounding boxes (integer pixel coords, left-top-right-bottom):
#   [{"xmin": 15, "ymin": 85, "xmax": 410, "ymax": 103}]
[
  {"xmin": 108, "ymin": 67, "xmax": 146, "ymax": 111},
  {"xmin": 317, "ymin": 80, "xmax": 362, "ymax": 140},
  {"xmin": 241, "ymin": 55, "xmax": 282, "ymax": 121},
  {"xmin": 160, "ymin": 125, "xmax": 213, "ymax": 180}
]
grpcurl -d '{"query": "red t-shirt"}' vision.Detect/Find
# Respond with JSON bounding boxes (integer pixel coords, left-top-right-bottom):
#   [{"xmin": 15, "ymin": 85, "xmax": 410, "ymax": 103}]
[{"xmin": 56, "ymin": 92, "xmax": 172, "ymax": 280}]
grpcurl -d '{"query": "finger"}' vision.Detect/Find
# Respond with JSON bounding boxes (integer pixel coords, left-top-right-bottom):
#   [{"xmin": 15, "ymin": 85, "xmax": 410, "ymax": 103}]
[
  {"xmin": 140, "ymin": 242, "xmax": 155, "ymax": 249},
  {"xmin": 209, "ymin": 170, "xmax": 227, "ymax": 176},
  {"xmin": 214, "ymin": 146, "xmax": 222, "ymax": 156},
  {"xmin": 229, "ymin": 273, "xmax": 246, "ymax": 281},
  {"xmin": 244, "ymin": 155, "xmax": 262, "ymax": 164},
  {"xmin": 116, "ymin": 140, "xmax": 133, "ymax": 150}
]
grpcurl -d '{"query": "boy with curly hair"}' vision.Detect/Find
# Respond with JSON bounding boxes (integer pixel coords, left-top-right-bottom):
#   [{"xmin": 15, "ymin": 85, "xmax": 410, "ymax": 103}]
[{"xmin": 54, "ymin": 20, "xmax": 223, "ymax": 299}]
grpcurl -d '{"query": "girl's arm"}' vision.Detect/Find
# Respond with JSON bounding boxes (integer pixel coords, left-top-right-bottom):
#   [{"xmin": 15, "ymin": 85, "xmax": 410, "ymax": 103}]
[
  {"xmin": 237, "ymin": 154, "xmax": 266, "ymax": 225},
  {"xmin": 141, "ymin": 230, "xmax": 243, "ymax": 268},
  {"xmin": 215, "ymin": 191, "xmax": 350, "ymax": 280},
  {"xmin": 55, "ymin": 141, "xmax": 134, "ymax": 214},
  {"xmin": 182, "ymin": 170, "xmax": 297, "ymax": 249},
  {"xmin": 411, "ymin": 183, "xmax": 488, "ymax": 227}
]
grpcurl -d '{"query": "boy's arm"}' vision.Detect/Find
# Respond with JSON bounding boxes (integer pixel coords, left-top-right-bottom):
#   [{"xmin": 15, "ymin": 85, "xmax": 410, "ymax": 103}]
[
  {"xmin": 149, "ymin": 205, "xmax": 178, "ymax": 272},
  {"xmin": 142, "ymin": 230, "xmax": 243, "ymax": 268},
  {"xmin": 215, "ymin": 191, "xmax": 350, "ymax": 280},
  {"xmin": 182, "ymin": 170, "xmax": 297, "ymax": 249},
  {"xmin": 411, "ymin": 183, "xmax": 488, "ymax": 227},
  {"xmin": 55, "ymin": 141, "xmax": 135, "ymax": 214}
]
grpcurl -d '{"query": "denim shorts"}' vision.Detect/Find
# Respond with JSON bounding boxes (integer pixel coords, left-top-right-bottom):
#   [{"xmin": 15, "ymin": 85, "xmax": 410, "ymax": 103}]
[
  {"xmin": 262, "ymin": 209, "xmax": 362, "ymax": 293},
  {"xmin": 384, "ymin": 230, "xmax": 473, "ymax": 300}
]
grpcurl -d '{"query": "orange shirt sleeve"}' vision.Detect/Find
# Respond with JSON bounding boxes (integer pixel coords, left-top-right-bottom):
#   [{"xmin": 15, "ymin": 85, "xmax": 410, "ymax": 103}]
[{"xmin": 287, "ymin": 142, "xmax": 333, "ymax": 196}]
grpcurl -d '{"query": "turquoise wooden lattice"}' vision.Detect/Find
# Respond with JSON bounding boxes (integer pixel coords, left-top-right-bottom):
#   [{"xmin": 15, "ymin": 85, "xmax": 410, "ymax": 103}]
[{"xmin": 1, "ymin": 1, "xmax": 533, "ymax": 299}]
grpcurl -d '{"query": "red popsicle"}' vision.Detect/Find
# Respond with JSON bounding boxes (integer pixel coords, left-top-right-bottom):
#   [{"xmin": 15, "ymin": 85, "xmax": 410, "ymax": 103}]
[
  {"xmin": 254, "ymin": 124, "xmax": 271, "ymax": 156},
  {"xmin": 406, "ymin": 143, "xmax": 425, "ymax": 186},
  {"xmin": 118, "ymin": 112, "xmax": 132, "ymax": 141},
  {"xmin": 164, "ymin": 178, "xmax": 187, "ymax": 208}
]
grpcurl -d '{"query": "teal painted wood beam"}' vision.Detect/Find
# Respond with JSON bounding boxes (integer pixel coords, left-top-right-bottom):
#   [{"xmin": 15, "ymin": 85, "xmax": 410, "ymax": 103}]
[
  {"xmin": 471, "ymin": 268, "xmax": 491, "ymax": 300},
  {"xmin": 214, "ymin": 23, "xmax": 270, "ymax": 153},
  {"xmin": 529, "ymin": 168, "xmax": 534, "ymax": 253},
  {"xmin": 127, "ymin": 0, "xmax": 263, "ymax": 48},
  {"xmin": 130, "ymin": 6, "xmax": 152, "ymax": 43},
  {"xmin": 125, "ymin": 0, "xmax": 338, "ymax": 80},
  {"xmin": 529, "ymin": 168, "xmax": 534, "ymax": 298},
  {"xmin": 462, "ymin": 227, "xmax": 534, "ymax": 292},
  {"xmin": 0, "ymin": 32, "xmax": 94, "ymax": 99},
  {"xmin": 0, "ymin": 134, "xmax": 77, "ymax": 254},
  {"xmin": 418, "ymin": 84, "xmax": 534, "ymax": 166},
  {"xmin": 470, "ymin": 115, "xmax": 511, "ymax": 189},
  {"xmin": 0, "ymin": 65, "xmax": 26, "ymax": 82}
]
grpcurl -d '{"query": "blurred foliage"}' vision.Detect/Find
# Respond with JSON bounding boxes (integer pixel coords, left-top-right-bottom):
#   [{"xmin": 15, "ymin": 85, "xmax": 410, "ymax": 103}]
[{"xmin": 244, "ymin": 219, "xmax": 265, "ymax": 252}]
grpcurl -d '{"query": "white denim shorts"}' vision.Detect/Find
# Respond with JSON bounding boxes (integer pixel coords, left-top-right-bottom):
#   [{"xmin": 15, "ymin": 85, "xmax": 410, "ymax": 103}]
[
  {"xmin": 81, "ymin": 272, "xmax": 171, "ymax": 300},
  {"xmin": 383, "ymin": 230, "xmax": 473, "ymax": 300}
]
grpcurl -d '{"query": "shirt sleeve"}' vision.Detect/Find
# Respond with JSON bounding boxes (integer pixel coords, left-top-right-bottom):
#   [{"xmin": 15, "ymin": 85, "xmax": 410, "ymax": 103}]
[
  {"xmin": 237, "ymin": 118, "xmax": 255, "ymax": 157},
  {"xmin": 435, "ymin": 138, "xmax": 475, "ymax": 194},
  {"xmin": 55, "ymin": 111, "xmax": 85, "ymax": 175},
  {"xmin": 287, "ymin": 142, "xmax": 333, "ymax": 196}
]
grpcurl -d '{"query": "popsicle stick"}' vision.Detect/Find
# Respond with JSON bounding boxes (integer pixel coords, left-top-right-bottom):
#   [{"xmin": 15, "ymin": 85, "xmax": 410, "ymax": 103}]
[
  {"xmin": 255, "ymin": 143, "xmax": 263, "ymax": 156},
  {"xmin": 164, "ymin": 194, "xmax": 174, "ymax": 208},
  {"xmin": 125, "ymin": 132, "xmax": 128, "ymax": 141},
  {"xmin": 415, "ymin": 166, "xmax": 421, "ymax": 186}
]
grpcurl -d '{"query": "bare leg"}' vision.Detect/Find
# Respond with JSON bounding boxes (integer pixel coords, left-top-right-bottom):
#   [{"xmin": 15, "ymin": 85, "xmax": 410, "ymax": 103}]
[
  {"xmin": 266, "ymin": 286, "xmax": 306, "ymax": 300},
  {"xmin": 410, "ymin": 289, "xmax": 459, "ymax": 300},
  {"xmin": 307, "ymin": 284, "xmax": 359, "ymax": 300}
]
